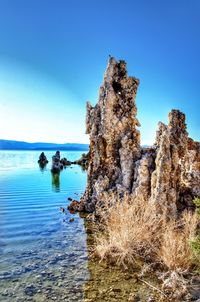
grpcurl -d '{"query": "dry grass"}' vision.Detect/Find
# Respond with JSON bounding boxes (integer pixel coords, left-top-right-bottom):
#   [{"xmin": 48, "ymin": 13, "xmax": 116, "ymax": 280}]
[
  {"xmin": 95, "ymin": 192, "xmax": 199, "ymax": 297},
  {"xmin": 96, "ymin": 193, "xmax": 197, "ymax": 269},
  {"xmin": 159, "ymin": 211, "xmax": 197, "ymax": 271},
  {"xmin": 96, "ymin": 193, "xmax": 162, "ymax": 267}
]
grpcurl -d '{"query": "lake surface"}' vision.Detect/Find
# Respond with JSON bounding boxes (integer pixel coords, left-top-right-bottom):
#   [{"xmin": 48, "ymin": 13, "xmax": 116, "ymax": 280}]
[
  {"xmin": 0, "ymin": 151, "xmax": 169, "ymax": 302},
  {"xmin": 0, "ymin": 151, "xmax": 88, "ymax": 302}
]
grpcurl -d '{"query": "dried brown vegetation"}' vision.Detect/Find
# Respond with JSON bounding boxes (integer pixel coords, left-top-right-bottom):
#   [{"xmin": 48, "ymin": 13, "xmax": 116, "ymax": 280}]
[
  {"xmin": 158, "ymin": 211, "xmax": 197, "ymax": 271},
  {"xmin": 95, "ymin": 193, "xmax": 199, "ymax": 299}
]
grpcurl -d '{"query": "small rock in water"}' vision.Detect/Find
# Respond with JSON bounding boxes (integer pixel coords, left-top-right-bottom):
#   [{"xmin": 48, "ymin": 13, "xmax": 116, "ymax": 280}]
[
  {"xmin": 24, "ymin": 284, "xmax": 37, "ymax": 296},
  {"xmin": 51, "ymin": 296, "xmax": 57, "ymax": 300},
  {"xmin": 68, "ymin": 197, "xmax": 73, "ymax": 201},
  {"xmin": 2, "ymin": 289, "xmax": 9, "ymax": 296},
  {"xmin": 60, "ymin": 207, "xmax": 65, "ymax": 213},
  {"xmin": 69, "ymin": 218, "xmax": 74, "ymax": 223}
]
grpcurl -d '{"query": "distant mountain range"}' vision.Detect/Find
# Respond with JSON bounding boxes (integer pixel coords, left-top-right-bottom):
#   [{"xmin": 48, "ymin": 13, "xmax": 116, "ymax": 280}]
[{"xmin": 0, "ymin": 140, "xmax": 89, "ymax": 151}]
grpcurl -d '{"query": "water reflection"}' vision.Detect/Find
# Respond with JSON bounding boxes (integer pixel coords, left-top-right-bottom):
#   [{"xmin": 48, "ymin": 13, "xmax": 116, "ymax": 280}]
[
  {"xmin": 38, "ymin": 162, "xmax": 48, "ymax": 172},
  {"xmin": 80, "ymin": 164, "xmax": 87, "ymax": 172},
  {"xmin": 51, "ymin": 172, "xmax": 60, "ymax": 192},
  {"xmin": 0, "ymin": 150, "xmax": 88, "ymax": 302}
]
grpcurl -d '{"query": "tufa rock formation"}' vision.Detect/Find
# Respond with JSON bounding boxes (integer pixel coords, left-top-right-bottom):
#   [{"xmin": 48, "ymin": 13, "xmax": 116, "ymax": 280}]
[
  {"xmin": 51, "ymin": 151, "xmax": 62, "ymax": 173},
  {"xmin": 38, "ymin": 152, "xmax": 48, "ymax": 165},
  {"xmin": 51, "ymin": 151, "xmax": 75, "ymax": 172},
  {"xmin": 73, "ymin": 152, "xmax": 89, "ymax": 170},
  {"xmin": 81, "ymin": 57, "xmax": 141, "ymax": 212},
  {"xmin": 73, "ymin": 57, "xmax": 200, "ymax": 214}
]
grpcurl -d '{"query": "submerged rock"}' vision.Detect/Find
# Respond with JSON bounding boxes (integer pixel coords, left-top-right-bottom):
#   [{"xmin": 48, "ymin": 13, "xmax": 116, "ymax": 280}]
[
  {"xmin": 24, "ymin": 284, "xmax": 38, "ymax": 296},
  {"xmin": 70, "ymin": 56, "xmax": 200, "ymax": 214}
]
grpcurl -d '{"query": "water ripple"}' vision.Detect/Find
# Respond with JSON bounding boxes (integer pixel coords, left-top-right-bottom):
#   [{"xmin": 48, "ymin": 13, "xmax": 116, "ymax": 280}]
[{"xmin": 0, "ymin": 150, "xmax": 88, "ymax": 301}]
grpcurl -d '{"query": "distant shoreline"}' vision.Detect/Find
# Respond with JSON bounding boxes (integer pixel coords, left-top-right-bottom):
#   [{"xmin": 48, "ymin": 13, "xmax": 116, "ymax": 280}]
[
  {"xmin": 0, "ymin": 139, "xmax": 89, "ymax": 151},
  {"xmin": 0, "ymin": 149, "xmax": 88, "ymax": 151}
]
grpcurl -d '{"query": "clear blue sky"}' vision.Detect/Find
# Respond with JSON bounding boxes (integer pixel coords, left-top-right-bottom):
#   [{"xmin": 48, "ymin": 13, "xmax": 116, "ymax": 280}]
[{"xmin": 0, "ymin": 0, "xmax": 199, "ymax": 144}]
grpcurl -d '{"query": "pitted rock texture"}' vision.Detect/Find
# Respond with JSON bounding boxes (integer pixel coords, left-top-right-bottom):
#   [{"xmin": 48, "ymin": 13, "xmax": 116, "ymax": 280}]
[
  {"xmin": 77, "ymin": 57, "xmax": 200, "ymax": 214},
  {"xmin": 81, "ymin": 57, "xmax": 141, "ymax": 212},
  {"xmin": 150, "ymin": 111, "xmax": 191, "ymax": 215}
]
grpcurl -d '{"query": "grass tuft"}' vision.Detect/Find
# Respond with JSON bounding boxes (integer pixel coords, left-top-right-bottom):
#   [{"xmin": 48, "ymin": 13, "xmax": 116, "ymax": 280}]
[{"xmin": 95, "ymin": 193, "xmax": 199, "ymax": 298}]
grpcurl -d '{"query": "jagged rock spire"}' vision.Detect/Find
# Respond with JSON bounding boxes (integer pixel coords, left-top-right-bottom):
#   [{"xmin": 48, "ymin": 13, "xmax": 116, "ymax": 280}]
[
  {"xmin": 81, "ymin": 57, "xmax": 141, "ymax": 211},
  {"xmin": 78, "ymin": 57, "xmax": 200, "ymax": 214}
]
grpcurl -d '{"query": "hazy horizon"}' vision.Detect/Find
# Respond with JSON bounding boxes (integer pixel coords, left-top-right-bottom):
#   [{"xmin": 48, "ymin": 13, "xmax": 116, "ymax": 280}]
[{"xmin": 0, "ymin": 138, "xmax": 89, "ymax": 145}]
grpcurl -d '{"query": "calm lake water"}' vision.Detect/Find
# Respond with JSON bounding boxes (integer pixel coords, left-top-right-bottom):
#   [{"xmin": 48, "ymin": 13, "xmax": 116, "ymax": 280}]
[
  {"xmin": 0, "ymin": 150, "xmax": 88, "ymax": 302},
  {"xmin": 0, "ymin": 151, "xmax": 170, "ymax": 302}
]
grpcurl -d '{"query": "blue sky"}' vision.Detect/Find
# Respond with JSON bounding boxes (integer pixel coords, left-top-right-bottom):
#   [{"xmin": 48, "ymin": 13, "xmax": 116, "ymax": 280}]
[{"xmin": 0, "ymin": 0, "xmax": 199, "ymax": 144}]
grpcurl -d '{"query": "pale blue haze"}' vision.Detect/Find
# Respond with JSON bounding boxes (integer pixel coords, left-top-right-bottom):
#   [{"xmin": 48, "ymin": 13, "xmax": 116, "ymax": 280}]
[{"xmin": 0, "ymin": 0, "xmax": 199, "ymax": 144}]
